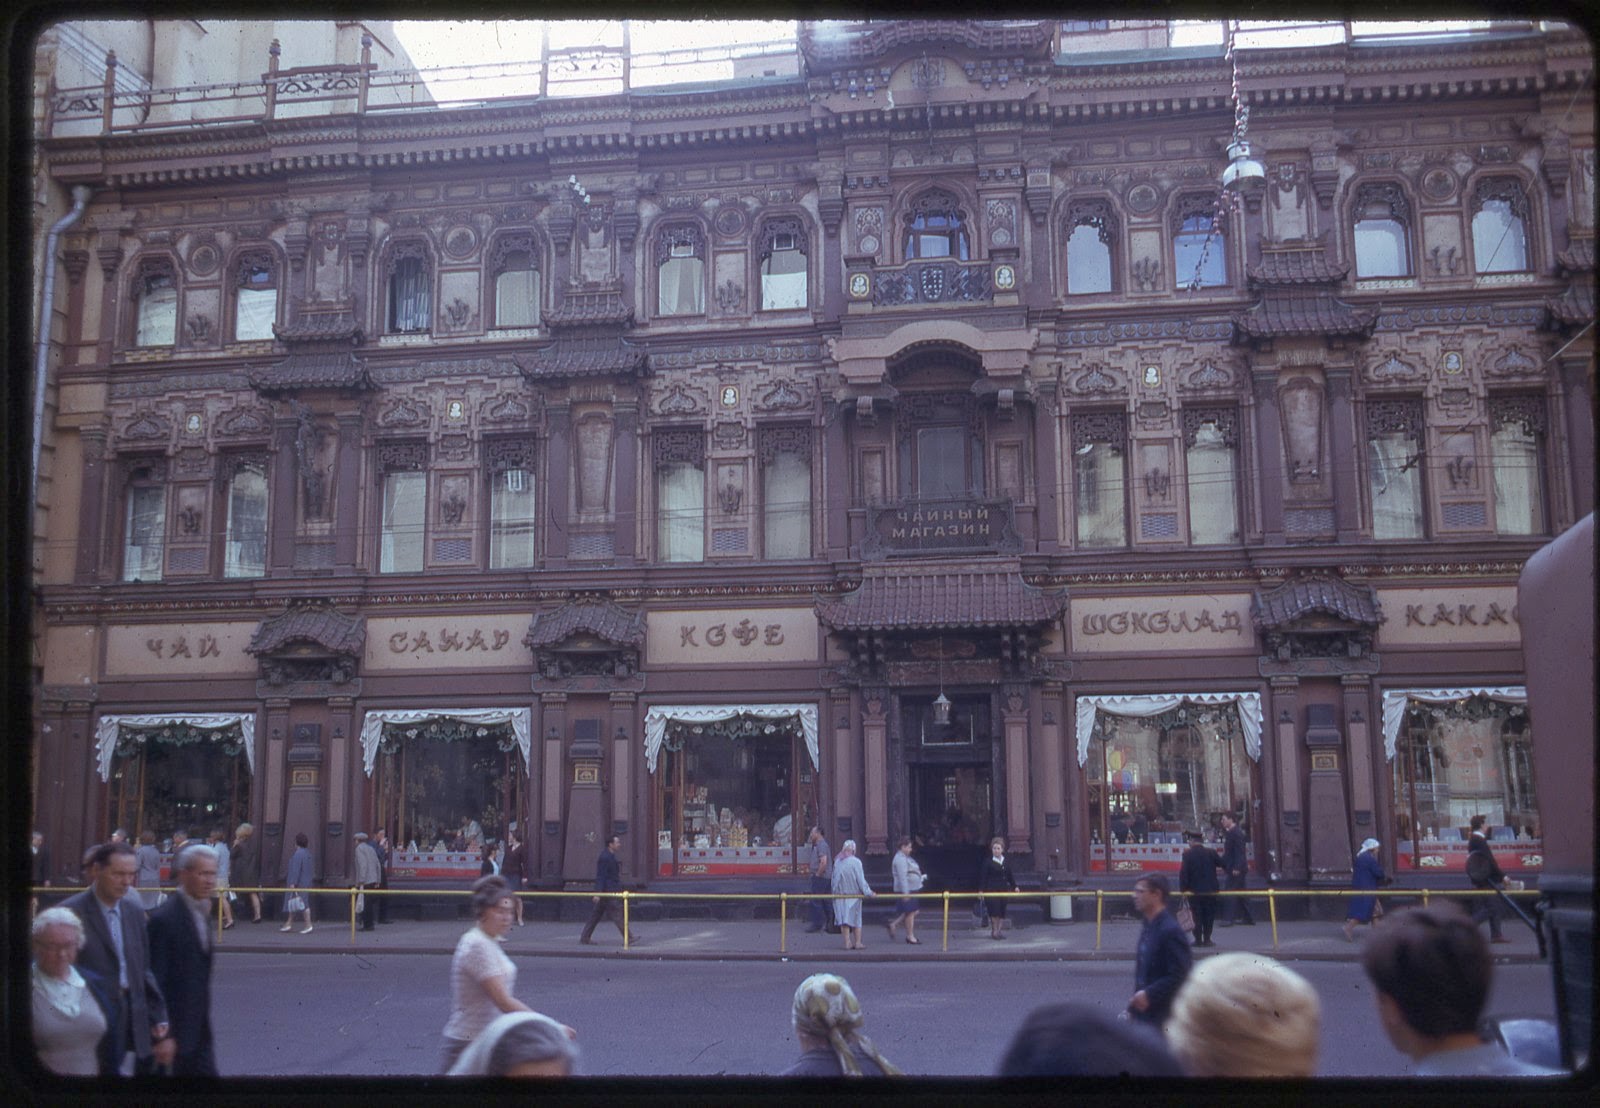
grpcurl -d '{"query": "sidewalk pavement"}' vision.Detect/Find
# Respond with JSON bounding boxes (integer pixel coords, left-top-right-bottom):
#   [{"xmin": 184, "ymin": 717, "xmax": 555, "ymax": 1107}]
[{"xmin": 207, "ymin": 909, "xmax": 1545, "ymax": 964}]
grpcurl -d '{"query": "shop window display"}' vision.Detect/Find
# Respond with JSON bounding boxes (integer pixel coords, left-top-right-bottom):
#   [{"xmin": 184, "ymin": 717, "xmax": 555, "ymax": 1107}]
[{"xmin": 104, "ymin": 720, "xmax": 251, "ymax": 847}]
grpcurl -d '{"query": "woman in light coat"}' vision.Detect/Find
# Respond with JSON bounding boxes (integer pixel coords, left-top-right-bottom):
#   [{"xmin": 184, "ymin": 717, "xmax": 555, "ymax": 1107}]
[
  {"xmin": 830, "ymin": 839, "xmax": 873, "ymax": 951},
  {"xmin": 886, "ymin": 836, "xmax": 925, "ymax": 944},
  {"xmin": 1342, "ymin": 838, "xmax": 1385, "ymax": 942}
]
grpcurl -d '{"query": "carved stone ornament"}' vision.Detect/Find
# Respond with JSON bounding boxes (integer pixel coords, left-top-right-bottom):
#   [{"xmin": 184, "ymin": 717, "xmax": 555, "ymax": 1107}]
[
  {"xmin": 1253, "ymin": 575, "xmax": 1382, "ymax": 676},
  {"xmin": 1486, "ymin": 346, "xmax": 1540, "ymax": 378},
  {"xmin": 1183, "ymin": 361, "xmax": 1233, "ymax": 391},
  {"xmin": 1278, "ymin": 377, "xmax": 1324, "ymax": 483},
  {"xmin": 120, "ymin": 410, "xmax": 171, "ymax": 443},
  {"xmin": 653, "ymin": 426, "xmax": 705, "ymax": 468},
  {"xmin": 1365, "ymin": 352, "xmax": 1423, "ymax": 384},
  {"xmin": 759, "ymin": 424, "xmax": 812, "ymax": 465},
  {"xmin": 1066, "ymin": 363, "xmax": 1126, "ymax": 395},
  {"xmin": 1489, "ymin": 394, "xmax": 1547, "ymax": 437},
  {"xmin": 757, "ymin": 380, "xmax": 808, "ymax": 411},
  {"xmin": 483, "ymin": 392, "xmax": 535, "ymax": 425},
  {"xmin": 655, "ymin": 223, "xmax": 705, "ymax": 266},
  {"xmin": 187, "ymin": 241, "xmax": 221, "ymax": 277},
  {"xmin": 1183, "ymin": 407, "xmax": 1239, "ymax": 448},
  {"xmin": 1070, "ymin": 410, "xmax": 1127, "ymax": 450},
  {"xmin": 217, "ymin": 405, "xmax": 272, "ymax": 438},
  {"xmin": 1366, "ymin": 396, "xmax": 1424, "ymax": 439},
  {"xmin": 184, "ymin": 315, "xmax": 214, "ymax": 346},
  {"xmin": 657, "ymin": 383, "xmax": 703, "ymax": 416}
]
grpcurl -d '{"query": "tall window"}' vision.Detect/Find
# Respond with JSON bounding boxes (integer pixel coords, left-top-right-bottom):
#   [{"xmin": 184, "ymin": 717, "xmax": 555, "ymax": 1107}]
[
  {"xmin": 234, "ymin": 253, "xmax": 278, "ymax": 340},
  {"xmin": 104, "ymin": 721, "xmax": 252, "ymax": 851},
  {"xmin": 1365, "ymin": 398, "xmax": 1426, "ymax": 540},
  {"xmin": 903, "ymin": 190, "xmax": 970, "ymax": 260},
  {"xmin": 223, "ymin": 459, "xmax": 268, "ymax": 578},
  {"xmin": 761, "ymin": 426, "xmax": 812, "ymax": 559},
  {"xmin": 897, "ymin": 393, "xmax": 983, "ymax": 500},
  {"xmin": 491, "ymin": 236, "xmax": 540, "ymax": 328},
  {"xmin": 656, "ymin": 226, "xmax": 705, "ymax": 316},
  {"xmin": 758, "ymin": 220, "xmax": 808, "ymax": 310},
  {"xmin": 134, "ymin": 262, "xmax": 178, "ymax": 346},
  {"xmin": 378, "ymin": 445, "xmax": 427, "ymax": 573},
  {"xmin": 1072, "ymin": 412, "xmax": 1128, "ymax": 547},
  {"xmin": 1172, "ymin": 197, "xmax": 1227, "ymax": 289},
  {"xmin": 1352, "ymin": 183, "xmax": 1413, "ymax": 278},
  {"xmin": 1184, "ymin": 410, "xmax": 1240, "ymax": 544},
  {"xmin": 487, "ymin": 441, "xmax": 537, "ymax": 568},
  {"xmin": 1489, "ymin": 396, "xmax": 1547, "ymax": 535},
  {"xmin": 655, "ymin": 428, "xmax": 705, "ymax": 562},
  {"xmin": 387, "ymin": 244, "xmax": 432, "ymax": 333},
  {"xmin": 122, "ymin": 462, "xmax": 167, "ymax": 582},
  {"xmin": 1065, "ymin": 201, "xmax": 1115, "ymax": 293},
  {"xmin": 1471, "ymin": 178, "xmax": 1531, "ymax": 275}
]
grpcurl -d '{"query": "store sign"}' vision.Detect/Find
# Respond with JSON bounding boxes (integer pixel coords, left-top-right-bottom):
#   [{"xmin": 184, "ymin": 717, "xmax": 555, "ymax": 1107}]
[
  {"xmin": 864, "ymin": 498, "xmax": 1019, "ymax": 556},
  {"xmin": 104, "ymin": 622, "xmax": 258, "ymax": 676},
  {"xmin": 1070, "ymin": 595, "xmax": 1255, "ymax": 654},
  {"xmin": 646, "ymin": 607, "xmax": 818, "ymax": 666},
  {"xmin": 1374, "ymin": 587, "xmax": 1520, "ymax": 646},
  {"xmin": 364, "ymin": 615, "xmax": 533, "ymax": 670}
]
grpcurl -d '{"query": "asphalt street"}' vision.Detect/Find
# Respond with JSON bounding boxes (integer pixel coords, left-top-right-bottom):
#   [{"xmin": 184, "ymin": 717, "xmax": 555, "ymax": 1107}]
[{"xmin": 210, "ymin": 951, "xmax": 1557, "ymax": 1078}]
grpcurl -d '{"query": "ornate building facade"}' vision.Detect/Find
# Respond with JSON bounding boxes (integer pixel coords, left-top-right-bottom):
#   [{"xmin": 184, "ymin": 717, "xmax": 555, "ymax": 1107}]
[{"xmin": 29, "ymin": 20, "xmax": 1593, "ymax": 900}]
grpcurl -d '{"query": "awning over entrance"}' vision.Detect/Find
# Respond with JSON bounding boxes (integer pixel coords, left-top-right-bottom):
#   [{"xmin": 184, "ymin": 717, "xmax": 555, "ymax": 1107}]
[
  {"xmin": 1379, "ymin": 686, "xmax": 1527, "ymax": 760},
  {"xmin": 95, "ymin": 713, "xmax": 258, "ymax": 781},
  {"xmin": 815, "ymin": 561, "xmax": 1066, "ymax": 632},
  {"xmin": 643, "ymin": 704, "xmax": 819, "ymax": 774},
  {"xmin": 359, "ymin": 707, "xmax": 532, "ymax": 775}
]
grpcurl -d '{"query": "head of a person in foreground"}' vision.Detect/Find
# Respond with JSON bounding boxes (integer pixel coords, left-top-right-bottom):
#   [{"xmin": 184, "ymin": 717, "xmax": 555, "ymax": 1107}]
[
  {"xmin": 1166, "ymin": 952, "xmax": 1321, "ymax": 1077},
  {"xmin": 996, "ymin": 1002, "xmax": 1184, "ymax": 1076}
]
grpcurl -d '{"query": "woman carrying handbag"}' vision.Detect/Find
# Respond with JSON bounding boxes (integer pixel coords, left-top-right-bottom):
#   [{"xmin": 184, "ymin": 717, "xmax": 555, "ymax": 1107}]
[{"xmin": 978, "ymin": 837, "xmax": 1017, "ymax": 940}]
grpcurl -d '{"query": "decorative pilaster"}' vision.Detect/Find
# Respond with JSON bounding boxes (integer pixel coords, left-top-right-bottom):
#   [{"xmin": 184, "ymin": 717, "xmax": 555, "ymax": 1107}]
[
  {"xmin": 861, "ymin": 689, "xmax": 888, "ymax": 853},
  {"xmin": 1002, "ymin": 684, "xmax": 1031, "ymax": 853}
]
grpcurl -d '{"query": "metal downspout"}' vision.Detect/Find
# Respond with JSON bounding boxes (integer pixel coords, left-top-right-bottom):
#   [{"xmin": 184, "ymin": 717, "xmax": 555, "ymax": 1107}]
[{"xmin": 32, "ymin": 184, "xmax": 93, "ymax": 524}]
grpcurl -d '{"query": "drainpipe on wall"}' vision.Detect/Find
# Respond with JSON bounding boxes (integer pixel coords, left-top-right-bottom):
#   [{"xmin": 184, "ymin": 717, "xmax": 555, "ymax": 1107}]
[{"xmin": 32, "ymin": 184, "xmax": 94, "ymax": 527}]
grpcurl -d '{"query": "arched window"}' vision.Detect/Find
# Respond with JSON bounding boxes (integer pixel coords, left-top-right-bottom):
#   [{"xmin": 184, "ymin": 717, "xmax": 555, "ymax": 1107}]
[
  {"xmin": 386, "ymin": 243, "xmax": 432, "ymax": 333},
  {"xmin": 1365, "ymin": 398, "xmax": 1426, "ymax": 540},
  {"xmin": 491, "ymin": 236, "xmax": 540, "ymax": 328},
  {"xmin": 1352, "ymin": 183, "xmax": 1413, "ymax": 278},
  {"xmin": 1471, "ymin": 178, "xmax": 1531, "ymax": 274},
  {"xmin": 654, "ymin": 428, "xmax": 705, "ymax": 562},
  {"xmin": 234, "ymin": 253, "xmax": 278, "ymax": 341},
  {"xmin": 1071, "ymin": 412, "xmax": 1127, "ymax": 547},
  {"xmin": 1183, "ymin": 411, "xmax": 1240, "ymax": 545},
  {"xmin": 377, "ymin": 443, "xmax": 427, "ymax": 573},
  {"xmin": 487, "ymin": 440, "xmax": 537, "ymax": 568},
  {"xmin": 223, "ymin": 459, "xmax": 269, "ymax": 578},
  {"xmin": 656, "ymin": 225, "xmax": 706, "ymax": 316},
  {"xmin": 1489, "ymin": 395, "xmax": 1547, "ymax": 535},
  {"xmin": 1064, "ymin": 200, "xmax": 1116, "ymax": 294},
  {"xmin": 121, "ymin": 460, "xmax": 168, "ymax": 582},
  {"xmin": 1172, "ymin": 197, "xmax": 1227, "ymax": 289},
  {"xmin": 134, "ymin": 260, "xmax": 178, "ymax": 346},
  {"xmin": 758, "ymin": 219, "xmax": 808, "ymax": 310},
  {"xmin": 760, "ymin": 426, "xmax": 812, "ymax": 559},
  {"xmin": 902, "ymin": 190, "xmax": 970, "ymax": 260}
]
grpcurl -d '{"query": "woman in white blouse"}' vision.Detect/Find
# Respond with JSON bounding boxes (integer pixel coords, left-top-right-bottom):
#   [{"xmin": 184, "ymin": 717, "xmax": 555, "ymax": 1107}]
[
  {"xmin": 31, "ymin": 908, "xmax": 111, "ymax": 1076},
  {"xmin": 439, "ymin": 876, "xmax": 530, "ymax": 1072},
  {"xmin": 886, "ymin": 836, "xmax": 925, "ymax": 944}
]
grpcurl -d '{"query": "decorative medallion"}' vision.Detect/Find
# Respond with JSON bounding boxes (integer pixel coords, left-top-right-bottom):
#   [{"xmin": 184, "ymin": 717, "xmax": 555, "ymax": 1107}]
[
  {"xmin": 1421, "ymin": 167, "xmax": 1458, "ymax": 202},
  {"xmin": 1441, "ymin": 351, "xmax": 1464, "ymax": 375},
  {"xmin": 993, "ymin": 264, "xmax": 1016, "ymax": 291},
  {"xmin": 719, "ymin": 385, "xmax": 739, "ymax": 408},
  {"xmin": 1142, "ymin": 365, "xmax": 1161, "ymax": 388},
  {"xmin": 848, "ymin": 272, "xmax": 871, "ymax": 300},
  {"xmin": 187, "ymin": 242, "xmax": 220, "ymax": 277},
  {"xmin": 714, "ymin": 205, "xmax": 746, "ymax": 237},
  {"xmin": 1126, "ymin": 182, "xmax": 1161, "ymax": 215},
  {"xmin": 444, "ymin": 225, "xmax": 478, "ymax": 259},
  {"xmin": 919, "ymin": 266, "xmax": 945, "ymax": 300}
]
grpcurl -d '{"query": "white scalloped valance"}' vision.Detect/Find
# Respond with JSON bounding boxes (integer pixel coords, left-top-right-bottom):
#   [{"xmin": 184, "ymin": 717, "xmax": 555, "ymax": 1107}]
[
  {"xmin": 1075, "ymin": 692, "xmax": 1263, "ymax": 767},
  {"xmin": 1380, "ymin": 686, "xmax": 1527, "ymax": 761},
  {"xmin": 360, "ymin": 707, "xmax": 532, "ymax": 776},
  {"xmin": 95, "ymin": 713, "xmax": 257, "ymax": 782},
  {"xmin": 644, "ymin": 703, "xmax": 819, "ymax": 774}
]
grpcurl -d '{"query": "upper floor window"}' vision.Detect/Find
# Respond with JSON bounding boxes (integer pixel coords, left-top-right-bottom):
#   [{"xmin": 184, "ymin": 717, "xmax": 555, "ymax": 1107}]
[
  {"xmin": 134, "ymin": 260, "xmax": 178, "ymax": 347},
  {"xmin": 1352, "ymin": 183, "xmax": 1413, "ymax": 278},
  {"xmin": 491, "ymin": 236, "xmax": 540, "ymax": 328},
  {"xmin": 896, "ymin": 393, "xmax": 984, "ymax": 499},
  {"xmin": 386, "ymin": 244, "xmax": 432, "ymax": 333},
  {"xmin": 1065, "ymin": 200, "xmax": 1116, "ymax": 294},
  {"xmin": 656, "ymin": 225, "xmax": 706, "ymax": 316},
  {"xmin": 1489, "ymin": 396, "xmax": 1547, "ymax": 535},
  {"xmin": 234, "ymin": 253, "xmax": 278, "ymax": 341},
  {"xmin": 654, "ymin": 428, "xmax": 705, "ymax": 562},
  {"xmin": 1172, "ymin": 196, "xmax": 1227, "ymax": 289},
  {"xmin": 1184, "ymin": 410, "xmax": 1240, "ymax": 545},
  {"xmin": 487, "ymin": 440, "xmax": 537, "ymax": 568},
  {"xmin": 1471, "ymin": 177, "xmax": 1531, "ymax": 274},
  {"xmin": 377, "ymin": 444, "xmax": 427, "ymax": 573},
  {"xmin": 759, "ymin": 220, "xmax": 808, "ymax": 310},
  {"xmin": 1365, "ymin": 398, "xmax": 1425, "ymax": 540},
  {"xmin": 223, "ymin": 458, "xmax": 268, "ymax": 578},
  {"xmin": 1071, "ymin": 412, "xmax": 1128, "ymax": 547},
  {"xmin": 903, "ymin": 190, "xmax": 970, "ymax": 261},
  {"xmin": 121, "ymin": 461, "xmax": 167, "ymax": 581},
  {"xmin": 760, "ymin": 426, "xmax": 812, "ymax": 559}
]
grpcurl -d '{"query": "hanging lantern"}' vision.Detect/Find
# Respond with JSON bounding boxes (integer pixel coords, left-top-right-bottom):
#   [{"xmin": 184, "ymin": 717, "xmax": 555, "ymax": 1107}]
[
  {"xmin": 932, "ymin": 691, "xmax": 952, "ymax": 727},
  {"xmin": 1221, "ymin": 139, "xmax": 1266, "ymax": 193}
]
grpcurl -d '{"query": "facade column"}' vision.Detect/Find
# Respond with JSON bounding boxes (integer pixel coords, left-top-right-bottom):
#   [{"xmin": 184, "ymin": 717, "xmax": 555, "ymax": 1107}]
[
  {"xmin": 1324, "ymin": 368, "xmax": 1360, "ymax": 541},
  {"xmin": 282, "ymin": 721, "xmax": 325, "ymax": 884},
  {"xmin": 261, "ymin": 700, "xmax": 291, "ymax": 881},
  {"xmin": 1033, "ymin": 681, "xmax": 1066, "ymax": 873},
  {"xmin": 1064, "ymin": 689, "xmax": 1087, "ymax": 880},
  {"xmin": 1031, "ymin": 385, "xmax": 1062, "ymax": 552},
  {"xmin": 1251, "ymin": 371, "xmax": 1287, "ymax": 544},
  {"xmin": 611, "ymin": 401, "xmax": 638, "ymax": 565},
  {"xmin": 325, "ymin": 697, "xmax": 355, "ymax": 883},
  {"xmin": 73, "ymin": 427, "xmax": 109, "ymax": 581},
  {"xmin": 1303, "ymin": 700, "xmax": 1354, "ymax": 887},
  {"xmin": 1002, "ymin": 684, "xmax": 1032, "ymax": 854},
  {"xmin": 1558, "ymin": 354, "xmax": 1595, "ymax": 524},
  {"xmin": 861, "ymin": 688, "xmax": 888, "ymax": 854},
  {"xmin": 822, "ymin": 399, "xmax": 850, "ymax": 560},
  {"xmin": 609, "ymin": 692, "xmax": 637, "ymax": 877},
  {"xmin": 543, "ymin": 403, "xmax": 572, "ymax": 567},
  {"xmin": 537, "ymin": 693, "xmax": 568, "ymax": 883},
  {"xmin": 824, "ymin": 687, "xmax": 850, "ymax": 839},
  {"xmin": 268, "ymin": 418, "xmax": 299, "ymax": 575},
  {"xmin": 333, "ymin": 414, "xmax": 363, "ymax": 569},
  {"xmin": 1266, "ymin": 677, "xmax": 1303, "ymax": 882},
  {"xmin": 560, "ymin": 719, "xmax": 607, "ymax": 884},
  {"xmin": 1342, "ymin": 676, "xmax": 1378, "ymax": 849}
]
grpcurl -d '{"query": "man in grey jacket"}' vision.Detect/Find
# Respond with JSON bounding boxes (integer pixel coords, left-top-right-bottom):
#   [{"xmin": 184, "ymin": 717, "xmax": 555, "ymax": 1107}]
[{"xmin": 352, "ymin": 832, "xmax": 382, "ymax": 932}]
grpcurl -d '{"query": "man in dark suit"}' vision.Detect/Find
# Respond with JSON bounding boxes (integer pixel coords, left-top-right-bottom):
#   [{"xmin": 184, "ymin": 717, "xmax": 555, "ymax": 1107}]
[
  {"xmin": 1465, "ymin": 814, "xmax": 1510, "ymax": 944},
  {"xmin": 579, "ymin": 835, "xmax": 636, "ymax": 945},
  {"xmin": 62, "ymin": 841, "xmax": 174, "ymax": 1076},
  {"xmin": 373, "ymin": 828, "xmax": 393, "ymax": 924},
  {"xmin": 1127, "ymin": 873, "xmax": 1193, "ymax": 1028},
  {"xmin": 148, "ymin": 844, "xmax": 220, "ymax": 1075},
  {"xmin": 1217, "ymin": 813, "xmax": 1255, "ymax": 926},
  {"xmin": 1178, "ymin": 830, "xmax": 1223, "ymax": 946}
]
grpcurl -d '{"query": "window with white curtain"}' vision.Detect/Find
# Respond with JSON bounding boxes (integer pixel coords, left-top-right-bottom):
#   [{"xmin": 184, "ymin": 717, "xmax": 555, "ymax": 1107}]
[
  {"xmin": 1065, "ymin": 201, "xmax": 1115, "ymax": 293},
  {"xmin": 1352, "ymin": 183, "xmax": 1412, "ymax": 278},
  {"xmin": 759, "ymin": 222, "xmax": 807, "ymax": 310},
  {"xmin": 1366, "ymin": 398, "xmax": 1425, "ymax": 540},
  {"xmin": 655, "ymin": 428, "xmax": 705, "ymax": 562},
  {"xmin": 1184, "ymin": 413, "xmax": 1240, "ymax": 545},
  {"xmin": 656, "ymin": 226, "xmax": 705, "ymax": 316},
  {"xmin": 1172, "ymin": 198, "xmax": 1227, "ymax": 289},
  {"xmin": 761, "ymin": 427, "xmax": 811, "ymax": 559},
  {"xmin": 379, "ymin": 470, "xmax": 426, "ymax": 573},
  {"xmin": 223, "ymin": 461, "xmax": 268, "ymax": 578},
  {"xmin": 1072, "ymin": 412, "xmax": 1128, "ymax": 547},
  {"xmin": 1489, "ymin": 396, "xmax": 1546, "ymax": 535},
  {"xmin": 135, "ymin": 267, "xmax": 178, "ymax": 346},
  {"xmin": 387, "ymin": 247, "xmax": 432, "ymax": 333},
  {"xmin": 122, "ymin": 468, "xmax": 166, "ymax": 582},
  {"xmin": 1471, "ymin": 178, "xmax": 1530, "ymax": 274},
  {"xmin": 234, "ymin": 257, "xmax": 278, "ymax": 341},
  {"xmin": 493, "ymin": 243, "xmax": 540, "ymax": 328},
  {"xmin": 488, "ymin": 443, "xmax": 537, "ymax": 569}
]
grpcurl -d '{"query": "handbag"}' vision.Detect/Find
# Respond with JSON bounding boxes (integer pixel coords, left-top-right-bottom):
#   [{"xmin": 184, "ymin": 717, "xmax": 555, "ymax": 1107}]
[
  {"xmin": 972, "ymin": 896, "xmax": 989, "ymax": 927},
  {"xmin": 286, "ymin": 894, "xmax": 307, "ymax": 913},
  {"xmin": 1175, "ymin": 897, "xmax": 1196, "ymax": 935},
  {"xmin": 355, "ymin": 892, "xmax": 365, "ymax": 913}
]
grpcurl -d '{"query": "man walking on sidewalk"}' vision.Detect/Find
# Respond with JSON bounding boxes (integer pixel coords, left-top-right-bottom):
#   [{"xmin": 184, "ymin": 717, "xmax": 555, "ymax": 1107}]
[
  {"xmin": 372, "ymin": 829, "xmax": 393, "ymax": 924},
  {"xmin": 1217, "ymin": 813, "xmax": 1255, "ymax": 927},
  {"xmin": 1127, "ymin": 873, "xmax": 1193, "ymax": 1029},
  {"xmin": 352, "ymin": 832, "xmax": 381, "ymax": 932},
  {"xmin": 1465, "ymin": 815, "xmax": 1510, "ymax": 944},
  {"xmin": 804, "ymin": 826, "xmax": 832, "ymax": 933},
  {"xmin": 579, "ymin": 835, "xmax": 635, "ymax": 945}
]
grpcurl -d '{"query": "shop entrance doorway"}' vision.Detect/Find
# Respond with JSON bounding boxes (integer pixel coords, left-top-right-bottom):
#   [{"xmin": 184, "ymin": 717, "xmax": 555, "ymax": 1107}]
[{"xmin": 909, "ymin": 763, "xmax": 992, "ymax": 892}]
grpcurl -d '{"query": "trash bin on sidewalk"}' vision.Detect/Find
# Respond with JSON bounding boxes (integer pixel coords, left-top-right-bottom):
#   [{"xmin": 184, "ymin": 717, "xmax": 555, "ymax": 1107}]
[{"xmin": 1049, "ymin": 894, "xmax": 1073, "ymax": 921}]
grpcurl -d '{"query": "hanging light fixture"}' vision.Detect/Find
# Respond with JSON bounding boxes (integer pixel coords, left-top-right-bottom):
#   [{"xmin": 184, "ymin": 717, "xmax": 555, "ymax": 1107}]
[
  {"xmin": 932, "ymin": 634, "xmax": 952, "ymax": 726},
  {"xmin": 1219, "ymin": 22, "xmax": 1265, "ymax": 195}
]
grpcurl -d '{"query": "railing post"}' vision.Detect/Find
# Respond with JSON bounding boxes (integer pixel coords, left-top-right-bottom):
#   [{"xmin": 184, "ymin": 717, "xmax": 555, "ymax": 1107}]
[
  {"xmin": 350, "ymin": 887, "xmax": 358, "ymax": 943},
  {"xmin": 942, "ymin": 891, "xmax": 950, "ymax": 952},
  {"xmin": 622, "ymin": 891, "xmax": 630, "ymax": 949},
  {"xmin": 101, "ymin": 51, "xmax": 117, "ymax": 134},
  {"xmin": 1095, "ymin": 889, "xmax": 1104, "ymax": 951},
  {"xmin": 264, "ymin": 39, "xmax": 281, "ymax": 121},
  {"xmin": 358, "ymin": 31, "xmax": 372, "ymax": 113},
  {"xmin": 1268, "ymin": 888, "xmax": 1279, "ymax": 950},
  {"xmin": 780, "ymin": 892, "xmax": 788, "ymax": 953},
  {"xmin": 1422, "ymin": 888, "xmax": 1430, "ymax": 909}
]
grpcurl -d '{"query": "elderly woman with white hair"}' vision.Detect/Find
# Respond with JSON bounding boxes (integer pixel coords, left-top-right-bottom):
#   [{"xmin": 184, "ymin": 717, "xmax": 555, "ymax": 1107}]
[
  {"xmin": 1343, "ymin": 837, "xmax": 1385, "ymax": 942},
  {"xmin": 829, "ymin": 840, "xmax": 873, "ymax": 951},
  {"xmin": 447, "ymin": 1011, "xmax": 579, "ymax": 1077},
  {"xmin": 31, "ymin": 906, "xmax": 115, "ymax": 1076},
  {"xmin": 1165, "ymin": 952, "xmax": 1322, "ymax": 1077},
  {"xmin": 780, "ymin": 973, "xmax": 902, "ymax": 1077}
]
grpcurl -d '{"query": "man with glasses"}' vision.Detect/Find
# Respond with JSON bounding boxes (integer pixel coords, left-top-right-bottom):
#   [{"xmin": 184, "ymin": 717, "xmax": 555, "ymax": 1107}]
[{"xmin": 1127, "ymin": 873, "xmax": 1193, "ymax": 1029}]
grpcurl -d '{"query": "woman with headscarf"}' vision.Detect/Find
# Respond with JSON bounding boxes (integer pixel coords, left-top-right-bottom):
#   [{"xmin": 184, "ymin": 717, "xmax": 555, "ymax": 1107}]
[
  {"xmin": 31, "ymin": 907, "xmax": 114, "ymax": 1075},
  {"xmin": 447, "ymin": 1011, "xmax": 578, "ymax": 1077},
  {"xmin": 829, "ymin": 840, "xmax": 873, "ymax": 951},
  {"xmin": 780, "ymin": 973, "xmax": 902, "ymax": 1077},
  {"xmin": 1343, "ymin": 837, "xmax": 1385, "ymax": 942}
]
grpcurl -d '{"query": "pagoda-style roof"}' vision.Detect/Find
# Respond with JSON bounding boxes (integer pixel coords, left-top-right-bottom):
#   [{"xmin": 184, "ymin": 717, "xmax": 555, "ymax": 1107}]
[
  {"xmin": 1556, "ymin": 239, "xmax": 1594, "ymax": 274},
  {"xmin": 1547, "ymin": 281, "xmax": 1595, "ymax": 327},
  {"xmin": 1233, "ymin": 287, "xmax": 1378, "ymax": 340},
  {"xmin": 1246, "ymin": 244, "xmax": 1350, "ymax": 285},
  {"xmin": 246, "ymin": 605, "xmax": 366, "ymax": 656},
  {"xmin": 273, "ymin": 301, "xmax": 363, "ymax": 344},
  {"xmin": 514, "ymin": 336, "xmax": 647, "ymax": 381},
  {"xmin": 247, "ymin": 352, "xmax": 370, "ymax": 393},
  {"xmin": 1251, "ymin": 576, "xmax": 1382, "ymax": 631},
  {"xmin": 545, "ymin": 284, "xmax": 633, "ymax": 329},
  {"xmin": 524, "ymin": 600, "xmax": 646, "ymax": 650},
  {"xmin": 816, "ymin": 562, "xmax": 1066, "ymax": 632}
]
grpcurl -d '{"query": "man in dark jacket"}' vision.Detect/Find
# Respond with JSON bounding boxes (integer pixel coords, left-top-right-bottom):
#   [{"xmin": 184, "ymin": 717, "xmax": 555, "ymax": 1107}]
[
  {"xmin": 1178, "ymin": 831, "xmax": 1223, "ymax": 946},
  {"xmin": 1127, "ymin": 873, "xmax": 1193, "ymax": 1028},
  {"xmin": 579, "ymin": 835, "xmax": 636, "ymax": 945},
  {"xmin": 1465, "ymin": 814, "xmax": 1509, "ymax": 943},
  {"xmin": 372, "ymin": 828, "xmax": 392, "ymax": 924},
  {"xmin": 147, "ymin": 844, "xmax": 219, "ymax": 1075},
  {"xmin": 1217, "ymin": 813, "xmax": 1255, "ymax": 926}
]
